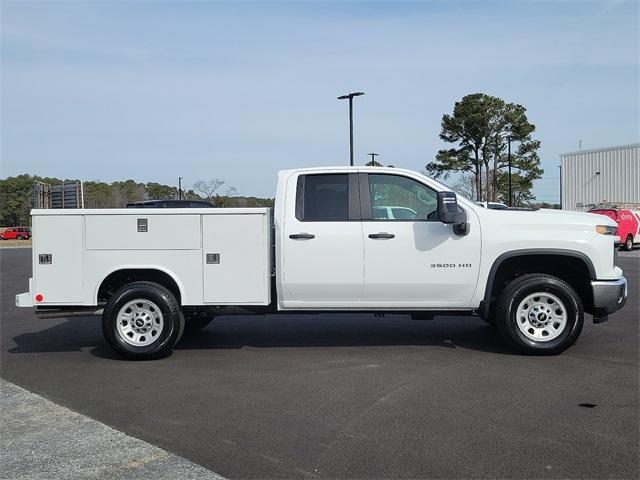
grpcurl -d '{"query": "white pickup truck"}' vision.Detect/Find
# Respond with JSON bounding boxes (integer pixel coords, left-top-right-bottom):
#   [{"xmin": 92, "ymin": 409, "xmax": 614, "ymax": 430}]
[{"xmin": 17, "ymin": 166, "xmax": 628, "ymax": 359}]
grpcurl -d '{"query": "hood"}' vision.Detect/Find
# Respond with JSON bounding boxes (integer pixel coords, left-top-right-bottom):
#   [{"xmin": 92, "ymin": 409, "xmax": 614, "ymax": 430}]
[
  {"xmin": 478, "ymin": 207, "xmax": 618, "ymax": 228},
  {"xmin": 535, "ymin": 209, "xmax": 618, "ymax": 226}
]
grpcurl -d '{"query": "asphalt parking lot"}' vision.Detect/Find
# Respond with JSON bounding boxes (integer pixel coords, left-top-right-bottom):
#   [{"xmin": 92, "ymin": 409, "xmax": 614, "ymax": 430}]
[{"xmin": 1, "ymin": 247, "xmax": 639, "ymax": 479}]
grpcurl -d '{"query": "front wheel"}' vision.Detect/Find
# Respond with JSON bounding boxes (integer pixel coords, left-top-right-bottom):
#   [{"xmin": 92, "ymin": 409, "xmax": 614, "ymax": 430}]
[
  {"xmin": 494, "ymin": 274, "xmax": 583, "ymax": 355},
  {"xmin": 102, "ymin": 281, "xmax": 185, "ymax": 360}
]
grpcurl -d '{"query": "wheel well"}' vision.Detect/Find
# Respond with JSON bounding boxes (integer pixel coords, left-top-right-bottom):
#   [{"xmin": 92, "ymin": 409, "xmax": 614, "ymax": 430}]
[
  {"xmin": 486, "ymin": 254, "xmax": 594, "ymax": 313},
  {"xmin": 97, "ymin": 269, "xmax": 181, "ymax": 304}
]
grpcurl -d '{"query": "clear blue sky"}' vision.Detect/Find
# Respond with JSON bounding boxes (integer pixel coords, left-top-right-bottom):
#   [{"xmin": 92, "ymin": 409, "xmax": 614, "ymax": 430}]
[{"xmin": 2, "ymin": 0, "xmax": 638, "ymax": 201}]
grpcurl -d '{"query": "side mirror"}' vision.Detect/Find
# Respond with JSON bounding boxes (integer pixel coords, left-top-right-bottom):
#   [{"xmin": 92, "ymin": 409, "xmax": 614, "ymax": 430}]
[
  {"xmin": 437, "ymin": 191, "xmax": 469, "ymax": 236},
  {"xmin": 437, "ymin": 191, "xmax": 458, "ymax": 224}
]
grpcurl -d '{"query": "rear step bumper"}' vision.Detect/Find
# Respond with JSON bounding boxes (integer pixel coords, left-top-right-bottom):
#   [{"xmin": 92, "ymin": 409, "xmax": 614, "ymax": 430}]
[
  {"xmin": 16, "ymin": 278, "xmax": 104, "ymax": 318},
  {"xmin": 15, "ymin": 278, "xmax": 34, "ymax": 307}
]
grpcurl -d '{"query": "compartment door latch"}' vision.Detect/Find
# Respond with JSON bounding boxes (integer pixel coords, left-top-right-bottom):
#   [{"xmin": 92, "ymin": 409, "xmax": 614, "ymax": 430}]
[
  {"xmin": 137, "ymin": 218, "xmax": 148, "ymax": 232},
  {"xmin": 206, "ymin": 253, "xmax": 220, "ymax": 264}
]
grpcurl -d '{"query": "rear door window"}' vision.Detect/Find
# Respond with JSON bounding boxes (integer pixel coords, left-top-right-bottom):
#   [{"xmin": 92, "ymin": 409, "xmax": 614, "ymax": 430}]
[{"xmin": 296, "ymin": 174, "xmax": 357, "ymax": 221}]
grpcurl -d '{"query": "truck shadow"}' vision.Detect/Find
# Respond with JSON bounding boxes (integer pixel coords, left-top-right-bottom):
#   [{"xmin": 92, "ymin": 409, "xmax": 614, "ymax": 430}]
[
  {"xmin": 175, "ymin": 314, "xmax": 511, "ymax": 354},
  {"xmin": 8, "ymin": 314, "xmax": 512, "ymax": 359}
]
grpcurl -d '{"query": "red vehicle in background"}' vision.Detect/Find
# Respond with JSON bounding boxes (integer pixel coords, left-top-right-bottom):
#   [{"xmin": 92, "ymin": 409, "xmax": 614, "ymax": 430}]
[
  {"xmin": 589, "ymin": 208, "xmax": 640, "ymax": 251},
  {"xmin": 0, "ymin": 226, "xmax": 31, "ymax": 240}
]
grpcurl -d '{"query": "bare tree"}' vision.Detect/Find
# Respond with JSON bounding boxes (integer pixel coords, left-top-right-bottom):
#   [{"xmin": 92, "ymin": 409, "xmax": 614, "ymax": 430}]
[
  {"xmin": 193, "ymin": 179, "xmax": 239, "ymax": 206},
  {"xmin": 193, "ymin": 179, "xmax": 226, "ymax": 203},
  {"xmin": 450, "ymin": 173, "xmax": 476, "ymax": 200}
]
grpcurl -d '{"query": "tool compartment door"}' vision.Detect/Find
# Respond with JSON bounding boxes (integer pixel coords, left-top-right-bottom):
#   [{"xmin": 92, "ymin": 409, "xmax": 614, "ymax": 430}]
[
  {"xmin": 33, "ymin": 215, "xmax": 84, "ymax": 304},
  {"xmin": 202, "ymin": 213, "xmax": 270, "ymax": 305}
]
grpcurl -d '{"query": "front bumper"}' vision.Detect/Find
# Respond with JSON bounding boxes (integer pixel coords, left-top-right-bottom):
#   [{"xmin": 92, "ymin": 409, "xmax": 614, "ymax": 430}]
[{"xmin": 591, "ymin": 276, "xmax": 628, "ymax": 323}]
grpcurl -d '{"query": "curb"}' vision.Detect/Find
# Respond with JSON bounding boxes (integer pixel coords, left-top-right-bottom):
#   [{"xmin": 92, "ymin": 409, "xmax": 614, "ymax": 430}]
[{"xmin": 0, "ymin": 379, "xmax": 226, "ymax": 480}]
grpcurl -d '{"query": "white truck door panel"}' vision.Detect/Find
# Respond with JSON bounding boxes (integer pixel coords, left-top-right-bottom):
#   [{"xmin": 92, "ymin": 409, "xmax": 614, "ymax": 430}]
[
  {"xmin": 362, "ymin": 221, "xmax": 481, "ymax": 307},
  {"xmin": 203, "ymin": 213, "xmax": 270, "ymax": 304},
  {"xmin": 361, "ymin": 172, "xmax": 481, "ymax": 308},
  {"xmin": 33, "ymin": 215, "xmax": 84, "ymax": 304},
  {"xmin": 282, "ymin": 222, "xmax": 364, "ymax": 304},
  {"xmin": 280, "ymin": 173, "xmax": 364, "ymax": 307}
]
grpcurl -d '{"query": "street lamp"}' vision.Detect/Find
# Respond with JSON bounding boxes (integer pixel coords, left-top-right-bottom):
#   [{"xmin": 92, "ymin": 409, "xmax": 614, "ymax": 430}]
[
  {"xmin": 178, "ymin": 177, "xmax": 183, "ymax": 200},
  {"xmin": 507, "ymin": 137, "xmax": 512, "ymax": 207},
  {"xmin": 558, "ymin": 165, "xmax": 562, "ymax": 209},
  {"xmin": 337, "ymin": 92, "xmax": 365, "ymax": 166},
  {"xmin": 367, "ymin": 152, "xmax": 380, "ymax": 165}
]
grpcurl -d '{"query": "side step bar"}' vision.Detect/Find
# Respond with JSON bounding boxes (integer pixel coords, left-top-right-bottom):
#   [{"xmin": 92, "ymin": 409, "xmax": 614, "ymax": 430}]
[{"xmin": 35, "ymin": 307, "xmax": 104, "ymax": 320}]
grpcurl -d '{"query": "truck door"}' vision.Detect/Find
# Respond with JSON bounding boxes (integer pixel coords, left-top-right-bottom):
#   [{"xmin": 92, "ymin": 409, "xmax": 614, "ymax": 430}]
[
  {"xmin": 360, "ymin": 173, "xmax": 481, "ymax": 309},
  {"xmin": 280, "ymin": 173, "xmax": 364, "ymax": 308}
]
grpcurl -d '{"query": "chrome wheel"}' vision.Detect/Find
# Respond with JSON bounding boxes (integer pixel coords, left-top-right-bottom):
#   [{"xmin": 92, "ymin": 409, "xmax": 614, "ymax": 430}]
[
  {"xmin": 116, "ymin": 299, "xmax": 164, "ymax": 347},
  {"xmin": 516, "ymin": 292, "xmax": 567, "ymax": 342}
]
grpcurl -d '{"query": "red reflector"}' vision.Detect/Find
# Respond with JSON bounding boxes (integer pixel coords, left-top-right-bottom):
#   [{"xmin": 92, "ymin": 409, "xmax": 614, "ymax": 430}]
[{"xmin": 35, "ymin": 294, "xmax": 44, "ymax": 302}]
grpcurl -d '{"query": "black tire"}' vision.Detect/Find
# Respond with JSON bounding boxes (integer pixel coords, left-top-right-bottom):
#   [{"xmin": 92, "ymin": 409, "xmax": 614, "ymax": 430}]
[
  {"xmin": 494, "ymin": 274, "xmax": 583, "ymax": 355},
  {"xmin": 184, "ymin": 316, "xmax": 214, "ymax": 333},
  {"xmin": 102, "ymin": 281, "xmax": 185, "ymax": 360},
  {"xmin": 16, "ymin": 235, "xmax": 23, "ymax": 240},
  {"xmin": 624, "ymin": 235, "xmax": 633, "ymax": 251}
]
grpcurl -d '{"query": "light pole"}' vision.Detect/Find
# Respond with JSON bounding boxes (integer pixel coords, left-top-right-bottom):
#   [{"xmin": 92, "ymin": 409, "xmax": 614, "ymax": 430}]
[
  {"xmin": 337, "ymin": 92, "xmax": 365, "ymax": 166},
  {"xmin": 178, "ymin": 177, "xmax": 183, "ymax": 200},
  {"xmin": 507, "ymin": 137, "xmax": 512, "ymax": 206},
  {"xmin": 558, "ymin": 165, "xmax": 562, "ymax": 209},
  {"xmin": 367, "ymin": 152, "xmax": 379, "ymax": 165}
]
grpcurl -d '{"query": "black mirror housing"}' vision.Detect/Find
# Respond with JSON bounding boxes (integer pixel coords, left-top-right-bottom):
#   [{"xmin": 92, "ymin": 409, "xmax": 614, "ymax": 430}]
[
  {"xmin": 437, "ymin": 191, "xmax": 470, "ymax": 236},
  {"xmin": 437, "ymin": 191, "xmax": 458, "ymax": 224}
]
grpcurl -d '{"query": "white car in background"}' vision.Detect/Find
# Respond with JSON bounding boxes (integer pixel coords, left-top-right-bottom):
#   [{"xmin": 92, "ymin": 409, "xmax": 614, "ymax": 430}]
[
  {"xmin": 373, "ymin": 206, "xmax": 418, "ymax": 219},
  {"xmin": 477, "ymin": 202, "xmax": 508, "ymax": 210}
]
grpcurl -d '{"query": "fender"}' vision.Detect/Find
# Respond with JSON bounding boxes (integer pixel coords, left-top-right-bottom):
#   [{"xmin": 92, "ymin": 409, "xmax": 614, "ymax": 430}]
[
  {"xmin": 478, "ymin": 248, "xmax": 597, "ymax": 319},
  {"xmin": 93, "ymin": 265, "xmax": 186, "ymax": 305}
]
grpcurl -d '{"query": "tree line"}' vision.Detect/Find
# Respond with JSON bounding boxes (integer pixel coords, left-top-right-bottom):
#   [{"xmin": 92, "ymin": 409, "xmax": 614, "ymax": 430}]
[{"xmin": 0, "ymin": 175, "xmax": 273, "ymax": 227}]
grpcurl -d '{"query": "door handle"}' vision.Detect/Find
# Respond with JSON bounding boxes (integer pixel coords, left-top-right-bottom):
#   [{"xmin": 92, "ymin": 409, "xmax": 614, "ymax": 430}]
[
  {"xmin": 368, "ymin": 232, "xmax": 395, "ymax": 239},
  {"xmin": 289, "ymin": 233, "xmax": 315, "ymax": 240}
]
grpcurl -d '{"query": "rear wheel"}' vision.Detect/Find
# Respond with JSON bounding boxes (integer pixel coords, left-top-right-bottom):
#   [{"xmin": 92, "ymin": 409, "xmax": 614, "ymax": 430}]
[
  {"xmin": 102, "ymin": 282, "xmax": 184, "ymax": 359},
  {"xmin": 16, "ymin": 235, "xmax": 23, "ymax": 240},
  {"xmin": 495, "ymin": 274, "xmax": 583, "ymax": 355},
  {"xmin": 624, "ymin": 235, "xmax": 633, "ymax": 251}
]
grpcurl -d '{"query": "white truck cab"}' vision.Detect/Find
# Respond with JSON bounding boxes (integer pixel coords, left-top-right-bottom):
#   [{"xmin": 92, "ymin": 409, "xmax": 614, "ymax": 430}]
[{"xmin": 17, "ymin": 166, "xmax": 628, "ymax": 359}]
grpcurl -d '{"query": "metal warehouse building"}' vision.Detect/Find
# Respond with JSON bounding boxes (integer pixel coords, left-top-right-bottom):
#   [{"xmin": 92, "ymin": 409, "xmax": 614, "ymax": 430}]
[{"xmin": 560, "ymin": 143, "xmax": 640, "ymax": 212}]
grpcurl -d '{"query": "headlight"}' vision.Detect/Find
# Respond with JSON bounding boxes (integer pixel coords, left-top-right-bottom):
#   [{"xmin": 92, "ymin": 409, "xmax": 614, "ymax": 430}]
[{"xmin": 596, "ymin": 225, "xmax": 617, "ymax": 235}]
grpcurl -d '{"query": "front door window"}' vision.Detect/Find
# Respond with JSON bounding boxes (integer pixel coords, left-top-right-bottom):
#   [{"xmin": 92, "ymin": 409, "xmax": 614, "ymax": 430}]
[{"xmin": 368, "ymin": 174, "xmax": 438, "ymax": 221}]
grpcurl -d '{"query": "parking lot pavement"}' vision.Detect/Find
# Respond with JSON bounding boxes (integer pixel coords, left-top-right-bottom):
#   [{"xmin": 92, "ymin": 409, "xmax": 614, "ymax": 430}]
[
  {"xmin": 1, "ymin": 379, "xmax": 225, "ymax": 480},
  {"xmin": 1, "ymin": 247, "xmax": 639, "ymax": 479}
]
